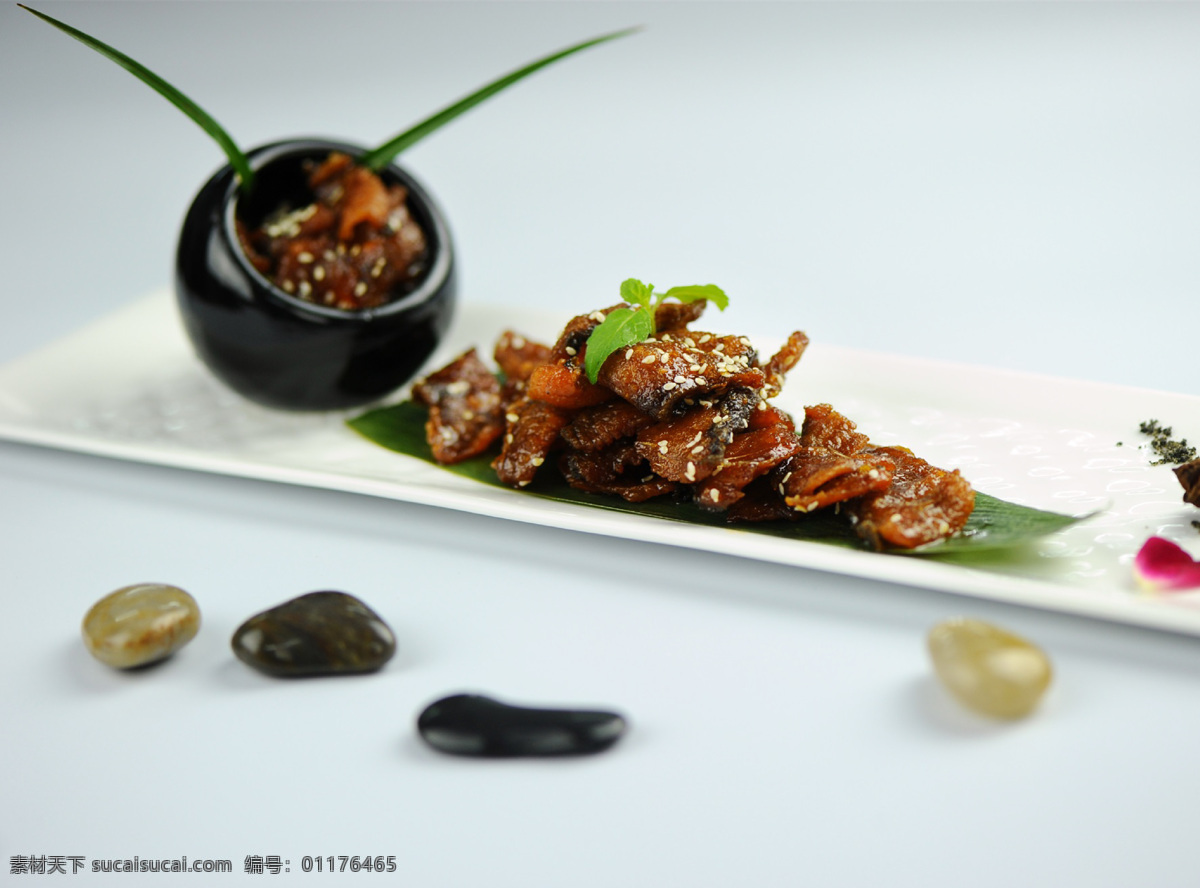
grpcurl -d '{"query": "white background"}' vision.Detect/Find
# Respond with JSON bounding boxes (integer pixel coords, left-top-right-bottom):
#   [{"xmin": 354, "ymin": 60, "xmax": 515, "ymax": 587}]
[{"xmin": 2, "ymin": 3, "xmax": 1199, "ymax": 886}]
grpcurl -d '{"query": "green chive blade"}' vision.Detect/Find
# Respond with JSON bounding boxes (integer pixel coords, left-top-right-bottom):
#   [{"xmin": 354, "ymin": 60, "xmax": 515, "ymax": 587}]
[
  {"xmin": 361, "ymin": 26, "xmax": 640, "ymax": 171},
  {"xmin": 20, "ymin": 4, "xmax": 253, "ymax": 189}
]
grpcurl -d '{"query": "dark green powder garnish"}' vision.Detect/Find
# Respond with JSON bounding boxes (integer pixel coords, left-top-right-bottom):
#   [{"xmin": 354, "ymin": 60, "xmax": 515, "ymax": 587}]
[{"xmin": 1138, "ymin": 419, "xmax": 1198, "ymax": 466}]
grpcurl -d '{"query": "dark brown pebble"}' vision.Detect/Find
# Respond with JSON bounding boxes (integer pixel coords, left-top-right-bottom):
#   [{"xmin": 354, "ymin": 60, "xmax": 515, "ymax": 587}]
[{"xmin": 231, "ymin": 591, "xmax": 395, "ymax": 677}]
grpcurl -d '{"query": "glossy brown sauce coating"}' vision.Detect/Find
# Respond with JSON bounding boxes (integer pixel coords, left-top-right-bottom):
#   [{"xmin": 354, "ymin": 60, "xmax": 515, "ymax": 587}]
[
  {"xmin": 411, "ymin": 349, "xmax": 504, "ymax": 465},
  {"xmin": 415, "ymin": 300, "xmax": 976, "ymax": 549}
]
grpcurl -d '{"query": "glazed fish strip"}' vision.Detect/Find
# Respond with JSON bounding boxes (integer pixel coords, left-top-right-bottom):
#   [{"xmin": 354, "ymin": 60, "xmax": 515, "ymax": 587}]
[
  {"xmin": 799, "ymin": 403, "xmax": 872, "ymax": 455},
  {"xmin": 561, "ymin": 400, "xmax": 654, "ymax": 453},
  {"xmin": 492, "ymin": 396, "xmax": 570, "ymax": 488},
  {"xmin": 559, "ymin": 442, "xmax": 678, "ymax": 503},
  {"xmin": 411, "ymin": 349, "xmax": 504, "ymax": 465},
  {"xmin": 494, "ymin": 330, "xmax": 552, "ymax": 383},
  {"xmin": 597, "ymin": 339, "xmax": 765, "ymax": 420},
  {"xmin": 695, "ymin": 425, "xmax": 801, "ymax": 511},
  {"xmin": 634, "ymin": 390, "xmax": 757, "ymax": 483},
  {"xmin": 762, "ymin": 331, "xmax": 810, "ymax": 399},
  {"xmin": 777, "ymin": 447, "xmax": 895, "ymax": 513},
  {"xmin": 844, "ymin": 446, "xmax": 975, "ymax": 549},
  {"xmin": 527, "ymin": 363, "xmax": 612, "ymax": 410}
]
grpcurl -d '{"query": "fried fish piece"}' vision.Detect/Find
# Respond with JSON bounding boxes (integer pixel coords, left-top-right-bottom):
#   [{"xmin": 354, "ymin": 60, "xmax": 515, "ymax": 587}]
[
  {"xmin": 493, "ymin": 330, "xmax": 551, "ymax": 383},
  {"xmin": 597, "ymin": 338, "xmax": 766, "ymax": 420},
  {"xmin": 560, "ymin": 400, "xmax": 654, "ymax": 453},
  {"xmin": 762, "ymin": 331, "xmax": 810, "ymax": 399},
  {"xmin": 559, "ymin": 441, "xmax": 678, "ymax": 503},
  {"xmin": 526, "ymin": 363, "xmax": 613, "ymax": 409},
  {"xmin": 776, "ymin": 447, "xmax": 895, "ymax": 513},
  {"xmin": 694, "ymin": 425, "xmax": 801, "ymax": 511},
  {"xmin": 800, "ymin": 403, "xmax": 871, "ymax": 455},
  {"xmin": 635, "ymin": 389, "xmax": 758, "ymax": 483},
  {"xmin": 492, "ymin": 396, "xmax": 571, "ymax": 488},
  {"xmin": 844, "ymin": 446, "xmax": 975, "ymax": 550},
  {"xmin": 411, "ymin": 348, "xmax": 504, "ymax": 464}
]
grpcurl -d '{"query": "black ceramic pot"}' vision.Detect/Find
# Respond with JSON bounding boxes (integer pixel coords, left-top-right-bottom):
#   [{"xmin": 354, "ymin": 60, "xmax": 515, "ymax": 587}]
[{"xmin": 176, "ymin": 138, "xmax": 456, "ymax": 411}]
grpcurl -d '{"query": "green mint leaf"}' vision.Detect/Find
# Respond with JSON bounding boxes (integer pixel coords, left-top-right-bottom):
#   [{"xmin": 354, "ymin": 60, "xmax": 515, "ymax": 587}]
[
  {"xmin": 21, "ymin": 4, "xmax": 254, "ymax": 190},
  {"xmin": 362, "ymin": 27, "xmax": 640, "ymax": 171},
  {"xmin": 662, "ymin": 284, "xmax": 729, "ymax": 311},
  {"xmin": 619, "ymin": 278, "xmax": 655, "ymax": 309},
  {"xmin": 583, "ymin": 306, "xmax": 653, "ymax": 383}
]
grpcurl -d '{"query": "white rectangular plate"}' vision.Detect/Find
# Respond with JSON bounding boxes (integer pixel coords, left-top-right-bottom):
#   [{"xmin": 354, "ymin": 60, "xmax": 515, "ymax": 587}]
[{"xmin": 2, "ymin": 292, "xmax": 1199, "ymax": 634}]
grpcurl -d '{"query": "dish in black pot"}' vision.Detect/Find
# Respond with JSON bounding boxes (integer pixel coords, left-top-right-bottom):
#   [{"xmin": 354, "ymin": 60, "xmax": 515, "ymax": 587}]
[
  {"xmin": 177, "ymin": 139, "xmax": 456, "ymax": 411},
  {"xmin": 22, "ymin": 5, "xmax": 634, "ymax": 410}
]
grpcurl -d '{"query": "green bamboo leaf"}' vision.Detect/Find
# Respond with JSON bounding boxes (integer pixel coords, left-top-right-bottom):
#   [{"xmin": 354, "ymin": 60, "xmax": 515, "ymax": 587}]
[
  {"xmin": 347, "ymin": 401, "xmax": 1089, "ymax": 557},
  {"xmin": 360, "ymin": 27, "xmax": 640, "ymax": 171},
  {"xmin": 583, "ymin": 306, "xmax": 654, "ymax": 383},
  {"xmin": 20, "ymin": 4, "xmax": 254, "ymax": 190}
]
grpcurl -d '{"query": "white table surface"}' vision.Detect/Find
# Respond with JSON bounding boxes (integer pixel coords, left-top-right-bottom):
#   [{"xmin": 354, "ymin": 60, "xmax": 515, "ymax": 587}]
[{"xmin": 2, "ymin": 3, "xmax": 1199, "ymax": 885}]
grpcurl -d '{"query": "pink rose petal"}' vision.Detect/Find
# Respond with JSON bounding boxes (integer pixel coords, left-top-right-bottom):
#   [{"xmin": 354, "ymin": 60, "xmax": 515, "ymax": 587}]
[{"xmin": 1133, "ymin": 536, "xmax": 1200, "ymax": 592}]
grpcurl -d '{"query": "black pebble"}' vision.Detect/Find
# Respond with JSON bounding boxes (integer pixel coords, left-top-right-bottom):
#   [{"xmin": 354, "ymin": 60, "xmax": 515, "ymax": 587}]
[{"xmin": 417, "ymin": 694, "xmax": 627, "ymax": 757}]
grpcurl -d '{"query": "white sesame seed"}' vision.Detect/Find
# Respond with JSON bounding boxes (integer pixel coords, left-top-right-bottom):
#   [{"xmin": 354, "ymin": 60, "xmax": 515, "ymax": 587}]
[
  {"xmin": 353, "ymin": 282, "xmax": 367, "ymax": 297},
  {"xmin": 506, "ymin": 412, "xmax": 520, "ymax": 424},
  {"xmin": 297, "ymin": 251, "xmax": 314, "ymax": 264},
  {"xmin": 531, "ymin": 457, "xmax": 544, "ymax": 467},
  {"xmin": 565, "ymin": 346, "xmax": 577, "ymax": 357},
  {"xmin": 298, "ymin": 281, "xmax": 312, "ymax": 298},
  {"xmin": 662, "ymin": 381, "xmax": 677, "ymax": 391},
  {"xmin": 625, "ymin": 348, "xmax": 634, "ymax": 360},
  {"xmin": 641, "ymin": 355, "xmax": 657, "ymax": 365},
  {"xmin": 313, "ymin": 266, "xmax": 326, "ymax": 281},
  {"xmin": 685, "ymin": 462, "xmax": 696, "ymax": 481},
  {"xmin": 710, "ymin": 489, "xmax": 721, "ymax": 502}
]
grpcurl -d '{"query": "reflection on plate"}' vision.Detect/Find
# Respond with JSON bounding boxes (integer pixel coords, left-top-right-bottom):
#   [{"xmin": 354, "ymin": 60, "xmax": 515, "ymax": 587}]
[{"xmin": 1, "ymin": 292, "xmax": 1198, "ymax": 634}]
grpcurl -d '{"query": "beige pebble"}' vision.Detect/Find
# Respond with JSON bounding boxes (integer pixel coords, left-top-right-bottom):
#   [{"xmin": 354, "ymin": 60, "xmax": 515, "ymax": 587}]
[
  {"xmin": 82, "ymin": 584, "xmax": 201, "ymax": 669},
  {"xmin": 927, "ymin": 617, "xmax": 1052, "ymax": 719}
]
